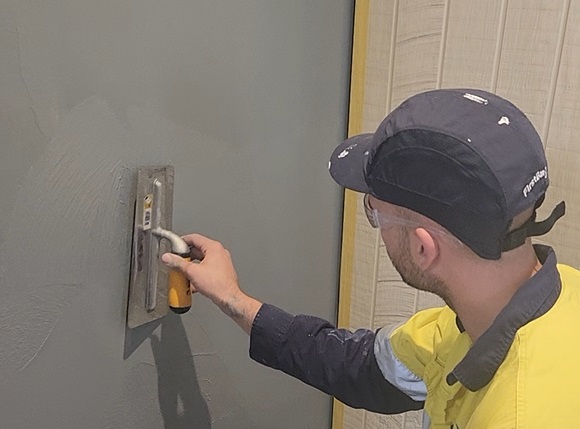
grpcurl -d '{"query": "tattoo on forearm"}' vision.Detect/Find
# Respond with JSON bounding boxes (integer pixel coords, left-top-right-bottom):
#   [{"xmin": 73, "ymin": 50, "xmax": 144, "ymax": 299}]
[
  {"xmin": 219, "ymin": 295, "xmax": 253, "ymax": 333},
  {"xmin": 222, "ymin": 299, "xmax": 244, "ymax": 320}
]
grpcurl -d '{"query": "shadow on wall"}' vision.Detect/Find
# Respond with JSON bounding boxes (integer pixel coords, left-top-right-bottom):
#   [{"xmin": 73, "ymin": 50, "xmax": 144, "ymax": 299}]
[{"xmin": 150, "ymin": 314, "xmax": 212, "ymax": 429}]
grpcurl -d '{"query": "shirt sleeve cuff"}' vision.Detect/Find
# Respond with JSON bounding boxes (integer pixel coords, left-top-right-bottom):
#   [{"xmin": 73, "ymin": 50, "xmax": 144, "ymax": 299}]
[{"xmin": 249, "ymin": 303, "xmax": 294, "ymax": 368}]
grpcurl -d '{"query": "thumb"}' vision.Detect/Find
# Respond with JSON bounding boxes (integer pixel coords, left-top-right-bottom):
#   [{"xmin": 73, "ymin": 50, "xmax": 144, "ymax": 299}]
[{"xmin": 161, "ymin": 252, "xmax": 190, "ymax": 272}]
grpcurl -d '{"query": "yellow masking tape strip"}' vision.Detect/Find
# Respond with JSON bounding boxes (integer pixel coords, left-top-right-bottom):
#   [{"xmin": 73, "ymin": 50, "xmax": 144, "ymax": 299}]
[{"xmin": 332, "ymin": 1, "xmax": 369, "ymax": 428}]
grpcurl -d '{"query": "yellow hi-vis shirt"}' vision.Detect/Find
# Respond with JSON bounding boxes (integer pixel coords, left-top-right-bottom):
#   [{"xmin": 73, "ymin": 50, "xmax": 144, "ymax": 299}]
[{"xmin": 374, "ymin": 245, "xmax": 580, "ymax": 428}]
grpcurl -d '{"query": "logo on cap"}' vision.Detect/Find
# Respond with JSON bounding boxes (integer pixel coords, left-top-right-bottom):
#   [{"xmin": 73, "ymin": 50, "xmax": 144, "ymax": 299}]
[{"xmin": 523, "ymin": 167, "xmax": 547, "ymax": 198}]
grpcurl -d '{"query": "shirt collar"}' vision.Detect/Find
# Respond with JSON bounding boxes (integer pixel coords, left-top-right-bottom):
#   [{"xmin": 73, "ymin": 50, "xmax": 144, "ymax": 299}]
[{"xmin": 446, "ymin": 244, "xmax": 561, "ymax": 391}]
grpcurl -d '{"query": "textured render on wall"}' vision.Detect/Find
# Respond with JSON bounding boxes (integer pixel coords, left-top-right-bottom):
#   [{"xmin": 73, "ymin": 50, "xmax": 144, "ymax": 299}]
[
  {"xmin": 338, "ymin": 1, "xmax": 580, "ymax": 429},
  {"xmin": 0, "ymin": 1, "xmax": 352, "ymax": 428}
]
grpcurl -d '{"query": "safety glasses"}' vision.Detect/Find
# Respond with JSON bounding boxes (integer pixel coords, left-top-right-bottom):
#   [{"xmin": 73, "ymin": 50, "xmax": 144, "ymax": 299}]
[
  {"xmin": 363, "ymin": 194, "xmax": 464, "ymax": 246},
  {"xmin": 363, "ymin": 193, "xmax": 419, "ymax": 229}
]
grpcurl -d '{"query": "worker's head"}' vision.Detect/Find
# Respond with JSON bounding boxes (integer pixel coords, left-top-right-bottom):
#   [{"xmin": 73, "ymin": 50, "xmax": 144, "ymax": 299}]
[{"xmin": 329, "ymin": 89, "xmax": 565, "ymax": 294}]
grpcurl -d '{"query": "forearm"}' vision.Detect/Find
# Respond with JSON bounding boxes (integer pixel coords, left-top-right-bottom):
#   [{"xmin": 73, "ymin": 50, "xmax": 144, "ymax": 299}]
[
  {"xmin": 216, "ymin": 292, "xmax": 263, "ymax": 335},
  {"xmin": 249, "ymin": 304, "xmax": 424, "ymax": 414}
]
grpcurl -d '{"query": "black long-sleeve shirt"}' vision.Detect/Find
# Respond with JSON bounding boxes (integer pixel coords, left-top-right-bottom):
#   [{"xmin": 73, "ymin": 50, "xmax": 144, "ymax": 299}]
[{"xmin": 249, "ymin": 303, "xmax": 424, "ymax": 414}]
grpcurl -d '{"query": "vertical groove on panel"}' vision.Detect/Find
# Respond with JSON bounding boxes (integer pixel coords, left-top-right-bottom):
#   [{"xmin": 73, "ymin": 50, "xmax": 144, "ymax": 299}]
[
  {"xmin": 385, "ymin": 0, "xmax": 400, "ymax": 114},
  {"xmin": 436, "ymin": 0, "xmax": 451, "ymax": 88},
  {"xmin": 541, "ymin": 0, "xmax": 571, "ymax": 144},
  {"xmin": 361, "ymin": 229, "xmax": 382, "ymax": 429},
  {"xmin": 490, "ymin": 0, "xmax": 509, "ymax": 91},
  {"xmin": 364, "ymin": 2, "xmax": 399, "ymax": 428},
  {"xmin": 409, "ymin": 282, "xmax": 419, "ymax": 429},
  {"xmin": 412, "ymin": 286, "xmax": 420, "ymax": 314},
  {"xmin": 333, "ymin": 0, "xmax": 370, "ymax": 426}
]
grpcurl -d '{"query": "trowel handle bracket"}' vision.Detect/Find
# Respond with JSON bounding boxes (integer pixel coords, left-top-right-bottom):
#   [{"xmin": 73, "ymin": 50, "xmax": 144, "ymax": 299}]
[
  {"xmin": 145, "ymin": 179, "xmax": 163, "ymax": 311},
  {"xmin": 151, "ymin": 228, "xmax": 189, "ymax": 255}
]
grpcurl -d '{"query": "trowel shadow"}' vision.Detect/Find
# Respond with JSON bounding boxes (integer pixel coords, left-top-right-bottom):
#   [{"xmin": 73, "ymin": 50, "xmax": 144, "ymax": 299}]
[{"xmin": 150, "ymin": 314, "xmax": 212, "ymax": 429}]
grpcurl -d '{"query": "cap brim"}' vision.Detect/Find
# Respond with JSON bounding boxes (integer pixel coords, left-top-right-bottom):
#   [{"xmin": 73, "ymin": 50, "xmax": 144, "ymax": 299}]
[{"xmin": 328, "ymin": 133, "xmax": 374, "ymax": 193}]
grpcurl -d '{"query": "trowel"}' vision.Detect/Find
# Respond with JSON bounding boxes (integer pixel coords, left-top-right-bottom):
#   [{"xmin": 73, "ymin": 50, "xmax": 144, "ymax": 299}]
[{"xmin": 126, "ymin": 166, "xmax": 192, "ymax": 329}]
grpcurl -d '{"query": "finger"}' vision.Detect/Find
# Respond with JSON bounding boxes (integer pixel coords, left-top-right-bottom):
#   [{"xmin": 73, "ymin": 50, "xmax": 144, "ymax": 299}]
[
  {"xmin": 181, "ymin": 233, "xmax": 219, "ymax": 254},
  {"xmin": 162, "ymin": 253, "xmax": 202, "ymax": 286}
]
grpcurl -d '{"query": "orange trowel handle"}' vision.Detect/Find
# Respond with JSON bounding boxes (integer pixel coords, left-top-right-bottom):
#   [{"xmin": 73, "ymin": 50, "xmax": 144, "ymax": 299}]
[{"xmin": 168, "ymin": 253, "xmax": 192, "ymax": 314}]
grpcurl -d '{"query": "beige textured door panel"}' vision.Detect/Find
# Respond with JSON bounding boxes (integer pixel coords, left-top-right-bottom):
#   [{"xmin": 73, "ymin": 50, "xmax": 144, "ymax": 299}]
[{"xmin": 335, "ymin": 1, "xmax": 577, "ymax": 428}]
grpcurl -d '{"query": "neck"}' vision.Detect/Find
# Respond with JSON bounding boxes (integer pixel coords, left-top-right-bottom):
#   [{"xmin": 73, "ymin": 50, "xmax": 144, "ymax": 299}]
[{"xmin": 446, "ymin": 244, "xmax": 540, "ymax": 341}]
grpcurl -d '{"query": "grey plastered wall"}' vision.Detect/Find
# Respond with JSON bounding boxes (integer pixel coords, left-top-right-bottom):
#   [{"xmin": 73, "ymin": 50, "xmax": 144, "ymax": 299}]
[{"xmin": 0, "ymin": 2, "xmax": 353, "ymax": 428}]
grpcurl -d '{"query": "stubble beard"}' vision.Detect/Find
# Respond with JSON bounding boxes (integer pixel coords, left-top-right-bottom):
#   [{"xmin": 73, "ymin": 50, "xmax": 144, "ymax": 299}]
[{"xmin": 387, "ymin": 228, "xmax": 455, "ymax": 310}]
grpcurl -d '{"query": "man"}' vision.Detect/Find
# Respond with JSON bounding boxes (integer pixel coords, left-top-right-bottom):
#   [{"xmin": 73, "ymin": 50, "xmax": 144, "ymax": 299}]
[{"xmin": 162, "ymin": 89, "xmax": 580, "ymax": 428}]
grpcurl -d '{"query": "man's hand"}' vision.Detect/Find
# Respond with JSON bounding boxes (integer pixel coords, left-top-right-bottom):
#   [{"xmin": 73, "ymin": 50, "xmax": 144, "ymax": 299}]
[
  {"xmin": 161, "ymin": 233, "xmax": 238, "ymax": 305},
  {"xmin": 161, "ymin": 233, "xmax": 262, "ymax": 334}
]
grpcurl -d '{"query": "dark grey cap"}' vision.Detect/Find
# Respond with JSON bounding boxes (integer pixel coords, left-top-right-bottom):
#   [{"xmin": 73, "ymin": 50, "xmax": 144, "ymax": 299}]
[{"xmin": 329, "ymin": 88, "xmax": 565, "ymax": 259}]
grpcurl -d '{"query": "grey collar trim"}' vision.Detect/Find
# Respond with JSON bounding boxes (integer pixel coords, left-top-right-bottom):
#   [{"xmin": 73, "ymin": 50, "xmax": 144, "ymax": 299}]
[{"xmin": 446, "ymin": 245, "xmax": 561, "ymax": 391}]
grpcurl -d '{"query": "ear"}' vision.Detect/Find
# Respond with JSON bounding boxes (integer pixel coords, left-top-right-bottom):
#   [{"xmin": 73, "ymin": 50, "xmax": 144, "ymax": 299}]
[{"xmin": 412, "ymin": 227, "xmax": 439, "ymax": 270}]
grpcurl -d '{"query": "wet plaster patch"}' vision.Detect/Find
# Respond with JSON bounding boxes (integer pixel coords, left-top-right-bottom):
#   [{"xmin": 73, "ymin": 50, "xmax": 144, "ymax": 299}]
[{"xmin": 0, "ymin": 97, "xmax": 189, "ymax": 424}]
